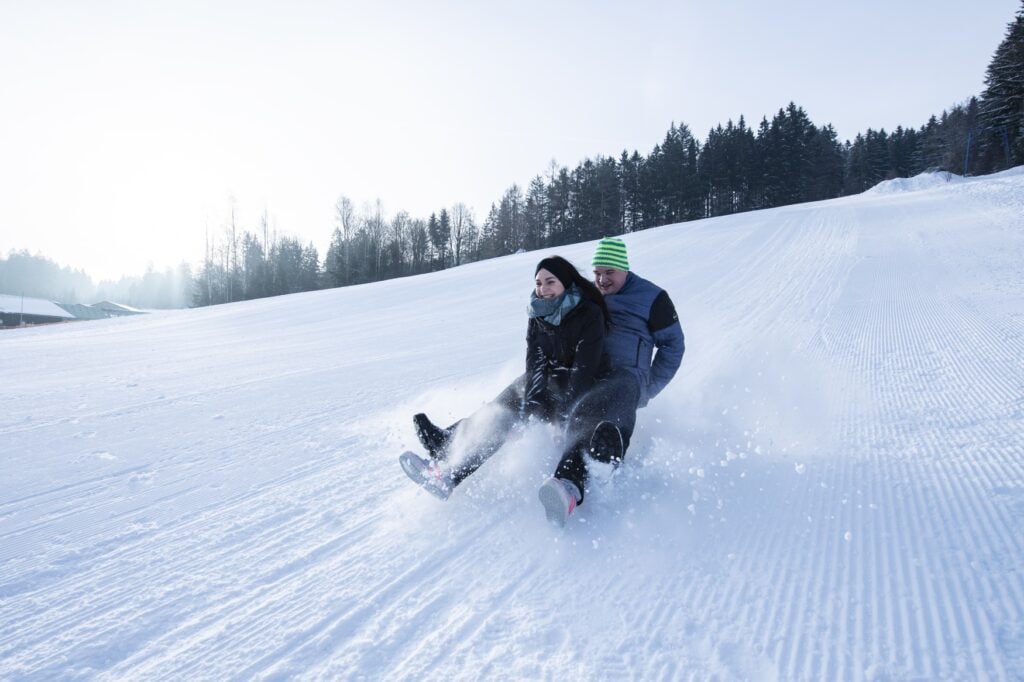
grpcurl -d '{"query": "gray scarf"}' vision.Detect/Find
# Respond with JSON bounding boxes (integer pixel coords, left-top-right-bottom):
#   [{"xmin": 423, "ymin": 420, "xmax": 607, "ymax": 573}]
[{"xmin": 528, "ymin": 285, "xmax": 582, "ymax": 326}]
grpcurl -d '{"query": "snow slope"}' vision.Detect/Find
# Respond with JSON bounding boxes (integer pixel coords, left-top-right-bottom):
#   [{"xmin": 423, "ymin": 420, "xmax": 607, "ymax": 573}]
[{"xmin": 2, "ymin": 169, "xmax": 1023, "ymax": 680}]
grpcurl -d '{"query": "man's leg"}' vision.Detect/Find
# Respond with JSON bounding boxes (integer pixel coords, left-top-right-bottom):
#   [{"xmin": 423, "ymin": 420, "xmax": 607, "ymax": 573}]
[
  {"xmin": 585, "ymin": 368, "xmax": 640, "ymax": 462},
  {"xmin": 554, "ymin": 369, "xmax": 640, "ymax": 502}
]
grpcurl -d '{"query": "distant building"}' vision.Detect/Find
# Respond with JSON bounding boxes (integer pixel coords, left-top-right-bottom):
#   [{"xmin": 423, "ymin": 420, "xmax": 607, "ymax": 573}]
[
  {"xmin": 0, "ymin": 294, "xmax": 145, "ymax": 328},
  {"xmin": 55, "ymin": 303, "xmax": 110, "ymax": 321},
  {"xmin": 0, "ymin": 294, "xmax": 76, "ymax": 327},
  {"xmin": 90, "ymin": 301, "xmax": 145, "ymax": 317}
]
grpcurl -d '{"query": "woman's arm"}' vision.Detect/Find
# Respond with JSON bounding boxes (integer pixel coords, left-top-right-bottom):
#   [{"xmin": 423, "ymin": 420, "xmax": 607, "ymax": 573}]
[
  {"xmin": 566, "ymin": 303, "xmax": 606, "ymax": 403},
  {"xmin": 522, "ymin": 320, "xmax": 548, "ymax": 417}
]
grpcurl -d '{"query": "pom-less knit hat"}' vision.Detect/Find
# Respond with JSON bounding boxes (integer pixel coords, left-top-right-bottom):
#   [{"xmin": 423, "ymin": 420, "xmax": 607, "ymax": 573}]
[{"xmin": 592, "ymin": 237, "xmax": 630, "ymax": 271}]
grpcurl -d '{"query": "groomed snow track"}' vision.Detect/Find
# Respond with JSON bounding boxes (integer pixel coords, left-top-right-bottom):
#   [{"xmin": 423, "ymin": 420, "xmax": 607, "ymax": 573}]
[{"xmin": 2, "ymin": 169, "xmax": 1023, "ymax": 680}]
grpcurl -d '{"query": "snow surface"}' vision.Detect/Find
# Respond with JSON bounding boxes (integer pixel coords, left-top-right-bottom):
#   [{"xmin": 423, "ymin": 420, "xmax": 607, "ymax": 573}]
[
  {"xmin": 864, "ymin": 170, "xmax": 963, "ymax": 195},
  {"xmin": 3, "ymin": 169, "xmax": 1024, "ymax": 680}
]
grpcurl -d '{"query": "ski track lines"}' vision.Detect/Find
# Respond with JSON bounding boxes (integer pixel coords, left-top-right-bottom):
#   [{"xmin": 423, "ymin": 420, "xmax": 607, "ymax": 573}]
[
  {"xmin": 1, "ymin": 441, "xmax": 383, "ymax": 678},
  {"xmin": 3, "ymin": 173, "xmax": 1024, "ymax": 679},
  {"xmin": 806, "ymin": 194, "xmax": 1024, "ymax": 678},
  {"xmin": 690, "ymin": 203, "xmax": 857, "ymax": 362},
  {"xmin": 636, "ymin": 187, "xmax": 1023, "ymax": 680},
  {"xmin": 0, "ymin": 389, "xmax": 365, "ymax": 588}
]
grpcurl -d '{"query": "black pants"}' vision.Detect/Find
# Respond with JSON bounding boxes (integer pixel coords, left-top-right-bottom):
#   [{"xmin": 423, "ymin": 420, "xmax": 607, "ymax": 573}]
[
  {"xmin": 444, "ymin": 376, "xmax": 520, "ymax": 483},
  {"xmin": 445, "ymin": 374, "xmax": 526, "ymax": 486},
  {"xmin": 447, "ymin": 368, "xmax": 640, "ymax": 503},
  {"xmin": 554, "ymin": 368, "xmax": 639, "ymax": 502}
]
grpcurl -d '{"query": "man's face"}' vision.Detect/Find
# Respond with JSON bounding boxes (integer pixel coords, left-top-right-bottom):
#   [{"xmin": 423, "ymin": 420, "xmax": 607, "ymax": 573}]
[{"xmin": 593, "ymin": 267, "xmax": 627, "ymax": 295}]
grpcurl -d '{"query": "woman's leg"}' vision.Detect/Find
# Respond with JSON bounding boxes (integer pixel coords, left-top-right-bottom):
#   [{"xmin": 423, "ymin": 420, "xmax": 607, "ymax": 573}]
[{"xmin": 446, "ymin": 374, "xmax": 528, "ymax": 485}]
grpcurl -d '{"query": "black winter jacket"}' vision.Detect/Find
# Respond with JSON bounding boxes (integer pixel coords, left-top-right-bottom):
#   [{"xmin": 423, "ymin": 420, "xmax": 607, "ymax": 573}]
[{"xmin": 522, "ymin": 297, "xmax": 611, "ymax": 420}]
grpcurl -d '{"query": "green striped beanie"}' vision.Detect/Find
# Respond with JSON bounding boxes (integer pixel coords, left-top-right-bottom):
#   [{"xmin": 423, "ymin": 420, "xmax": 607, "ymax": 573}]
[{"xmin": 592, "ymin": 237, "xmax": 630, "ymax": 271}]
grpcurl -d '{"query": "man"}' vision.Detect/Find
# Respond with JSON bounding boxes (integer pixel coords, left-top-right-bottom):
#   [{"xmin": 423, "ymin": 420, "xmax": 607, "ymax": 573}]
[{"xmin": 538, "ymin": 236, "xmax": 685, "ymax": 525}]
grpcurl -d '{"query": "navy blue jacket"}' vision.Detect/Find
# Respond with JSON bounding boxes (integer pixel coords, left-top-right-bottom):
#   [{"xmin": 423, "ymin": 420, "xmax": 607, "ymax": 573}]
[{"xmin": 603, "ymin": 272, "xmax": 685, "ymax": 406}]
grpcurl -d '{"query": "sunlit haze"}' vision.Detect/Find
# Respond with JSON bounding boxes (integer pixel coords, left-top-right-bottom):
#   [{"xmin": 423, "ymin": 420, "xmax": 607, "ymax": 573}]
[{"xmin": 0, "ymin": 0, "xmax": 1016, "ymax": 280}]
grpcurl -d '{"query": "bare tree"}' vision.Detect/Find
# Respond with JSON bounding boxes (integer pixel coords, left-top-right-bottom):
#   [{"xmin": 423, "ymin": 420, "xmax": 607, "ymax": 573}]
[
  {"xmin": 224, "ymin": 197, "xmax": 240, "ymax": 302},
  {"xmin": 367, "ymin": 199, "xmax": 386, "ymax": 279},
  {"xmin": 389, "ymin": 210, "xmax": 410, "ymax": 276},
  {"xmin": 334, "ymin": 195, "xmax": 356, "ymax": 285},
  {"xmin": 449, "ymin": 203, "xmax": 475, "ymax": 266}
]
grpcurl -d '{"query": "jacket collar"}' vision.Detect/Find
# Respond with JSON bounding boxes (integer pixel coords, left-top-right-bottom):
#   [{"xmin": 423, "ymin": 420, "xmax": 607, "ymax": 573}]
[{"xmin": 616, "ymin": 272, "xmax": 638, "ymax": 295}]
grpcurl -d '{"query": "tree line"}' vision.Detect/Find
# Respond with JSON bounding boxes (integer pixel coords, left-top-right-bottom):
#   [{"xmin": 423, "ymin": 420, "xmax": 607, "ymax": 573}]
[
  {"xmin": 192, "ymin": 207, "xmax": 321, "ymax": 306},
  {"xmin": 6, "ymin": 4, "xmax": 1019, "ymax": 309},
  {"xmin": 0, "ymin": 250, "xmax": 193, "ymax": 309},
  {"xmin": 195, "ymin": 2, "xmax": 1022, "ymax": 307}
]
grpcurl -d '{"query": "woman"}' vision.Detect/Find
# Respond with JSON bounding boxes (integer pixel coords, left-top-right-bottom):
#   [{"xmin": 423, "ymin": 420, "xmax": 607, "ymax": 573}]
[{"xmin": 400, "ymin": 255, "xmax": 611, "ymax": 525}]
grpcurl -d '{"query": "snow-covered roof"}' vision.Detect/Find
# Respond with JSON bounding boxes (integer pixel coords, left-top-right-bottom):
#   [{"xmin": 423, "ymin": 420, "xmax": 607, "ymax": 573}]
[
  {"xmin": 91, "ymin": 300, "xmax": 144, "ymax": 314},
  {"xmin": 57, "ymin": 302, "xmax": 111, "ymax": 320},
  {"xmin": 0, "ymin": 294, "xmax": 75, "ymax": 319}
]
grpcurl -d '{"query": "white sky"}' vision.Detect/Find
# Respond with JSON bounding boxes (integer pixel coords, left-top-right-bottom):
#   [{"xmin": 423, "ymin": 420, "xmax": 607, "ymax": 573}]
[{"xmin": 0, "ymin": 0, "xmax": 1018, "ymax": 281}]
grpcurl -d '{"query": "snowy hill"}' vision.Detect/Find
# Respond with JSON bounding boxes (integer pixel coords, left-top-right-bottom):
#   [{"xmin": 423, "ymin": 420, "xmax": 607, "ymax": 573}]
[
  {"xmin": 2, "ymin": 168, "xmax": 1023, "ymax": 680},
  {"xmin": 864, "ymin": 169, "xmax": 964, "ymax": 194}
]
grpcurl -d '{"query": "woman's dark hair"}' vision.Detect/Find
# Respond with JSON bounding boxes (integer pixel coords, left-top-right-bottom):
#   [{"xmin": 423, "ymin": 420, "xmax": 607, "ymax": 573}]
[{"xmin": 535, "ymin": 255, "xmax": 612, "ymax": 328}]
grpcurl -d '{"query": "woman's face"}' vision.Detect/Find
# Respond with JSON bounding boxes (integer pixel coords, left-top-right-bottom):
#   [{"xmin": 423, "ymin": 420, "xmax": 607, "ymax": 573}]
[{"xmin": 535, "ymin": 268, "xmax": 566, "ymax": 300}]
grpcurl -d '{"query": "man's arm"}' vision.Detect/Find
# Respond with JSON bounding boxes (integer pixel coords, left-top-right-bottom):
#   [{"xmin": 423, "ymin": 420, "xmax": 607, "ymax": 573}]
[{"xmin": 646, "ymin": 290, "xmax": 685, "ymax": 402}]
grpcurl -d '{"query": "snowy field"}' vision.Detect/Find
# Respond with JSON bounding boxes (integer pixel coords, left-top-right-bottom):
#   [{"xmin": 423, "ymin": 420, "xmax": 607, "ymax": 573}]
[{"xmin": 2, "ymin": 168, "xmax": 1023, "ymax": 680}]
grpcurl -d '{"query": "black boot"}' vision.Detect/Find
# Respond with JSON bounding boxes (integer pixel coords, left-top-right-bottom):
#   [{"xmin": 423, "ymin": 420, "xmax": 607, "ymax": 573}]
[
  {"xmin": 413, "ymin": 413, "xmax": 453, "ymax": 460},
  {"xmin": 589, "ymin": 421, "xmax": 624, "ymax": 465}
]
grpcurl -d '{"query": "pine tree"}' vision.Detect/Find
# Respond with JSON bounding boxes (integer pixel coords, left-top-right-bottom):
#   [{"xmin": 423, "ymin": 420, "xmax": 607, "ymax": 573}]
[
  {"xmin": 437, "ymin": 209, "xmax": 452, "ymax": 267},
  {"xmin": 807, "ymin": 124, "xmax": 845, "ymax": 200},
  {"xmin": 979, "ymin": 1, "xmax": 1024, "ymax": 168},
  {"xmin": 478, "ymin": 204, "xmax": 502, "ymax": 259},
  {"xmin": 324, "ymin": 228, "xmax": 346, "ymax": 287},
  {"xmin": 522, "ymin": 177, "xmax": 548, "ymax": 251},
  {"xmin": 699, "ymin": 120, "xmax": 756, "ymax": 216},
  {"xmin": 888, "ymin": 126, "xmax": 921, "ymax": 178},
  {"xmin": 546, "ymin": 169, "xmax": 572, "ymax": 246},
  {"xmin": 570, "ymin": 159, "xmax": 602, "ymax": 242},
  {"xmin": 619, "ymin": 150, "xmax": 644, "ymax": 231},
  {"xmin": 843, "ymin": 128, "xmax": 893, "ymax": 193},
  {"xmin": 408, "ymin": 219, "xmax": 429, "ymax": 274},
  {"xmin": 941, "ymin": 100, "xmax": 982, "ymax": 174},
  {"xmin": 759, "ymin": 103, "xmax": 822, "ymax": 206},
  {"xmin": 914, "ymin": 115, "xmax": 947, "ymax": 171},
  {"xmin": 594, "ymin": 156, "xmax": 622, "ymax": 237},
  {"xmin": 497, "ymin": 185, "xmax": 524, "ymax": 253},
  {"xmin": 427, "ymin": 213, "xmax": 444, "ymax": 270},
  {"xmin": 241, "ymin": 233, "xmax": 268, "ymax": 299},
  {"xmin": 732, "ymin": 116, "xmax": 758, "ymax": 212},
  {"xmin": 647, "ymin": 123, "xmax": 702, "ymax": 223}
]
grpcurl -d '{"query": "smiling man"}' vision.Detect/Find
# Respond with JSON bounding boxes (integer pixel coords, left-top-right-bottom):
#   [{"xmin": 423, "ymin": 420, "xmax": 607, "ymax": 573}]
[
  {"xmin": 547, "ymin": 237, "xmax": 686, "ymax": 504},
  {"xmin": 592, "ymin": 237, "xmax": 684, "ymax": 410}
]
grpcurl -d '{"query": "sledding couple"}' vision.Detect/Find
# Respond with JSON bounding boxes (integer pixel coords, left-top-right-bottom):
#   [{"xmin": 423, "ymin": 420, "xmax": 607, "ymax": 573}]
[{"xmin": 400, "ymin": 237, "xmax": 685, "ymax": 527}]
